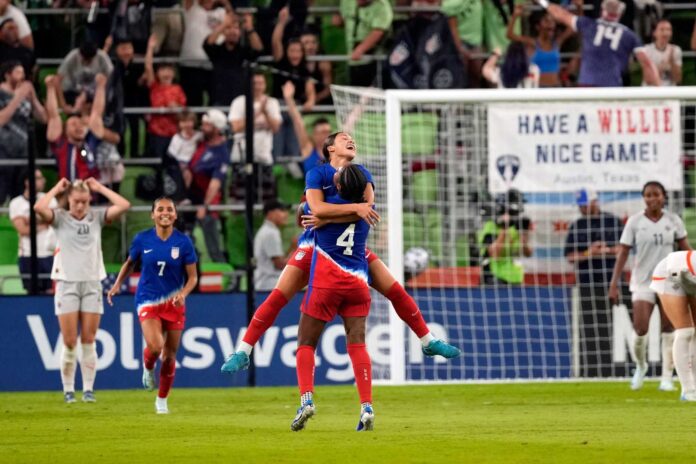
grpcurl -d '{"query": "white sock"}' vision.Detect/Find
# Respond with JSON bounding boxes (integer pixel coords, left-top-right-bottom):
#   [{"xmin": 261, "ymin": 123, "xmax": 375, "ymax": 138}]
[
  {"xmin": 238, "ymin": 341, "xmax": 253, "ymax": 355},
  {"xmin": 80, "ymin": 342, "xmax": 98, "ymax": 392},
  {"xmin": 661, "ymin": 332, "xmax": 675, "ymax": 382},
  {"xmin": 689, "ymin": 334, "xmax": 696, "ymax": 388},
  {"xmin": 61, "ymin": 344, "xmax": 77, "ymax": 393},
  {"xmin": 634, "ymin": 334, "xmax": 648, "ymax": 369},
  {"xmin": 673, "ymin": 328, "xmax": 696, "ymax": 393},
  {"xmin": 420, "ymin": 332, "xmax": 435, "ymax": 347}
]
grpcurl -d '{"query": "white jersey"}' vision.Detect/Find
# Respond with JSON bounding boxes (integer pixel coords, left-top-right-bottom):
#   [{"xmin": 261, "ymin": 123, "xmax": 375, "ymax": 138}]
[
  {"xmin": 51, "ymin": 207, "xmax": 108, "ymax": 282},
  {"xmin": 620, "ymin": 210, "xmax": 687, "ymax": 291}
]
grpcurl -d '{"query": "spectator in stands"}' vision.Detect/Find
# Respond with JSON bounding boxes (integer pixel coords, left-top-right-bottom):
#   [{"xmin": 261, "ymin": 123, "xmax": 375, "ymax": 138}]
[
  {"xmin": 45, "ymin": 73, "xmax": 108, "ymax": 182},
  {"xmin": 144, "ymin": 34, "xmax": 187, "ymax": 161},
  {"xmin": 254, "ymin": 199, "xmax": 291, "ymax": 291},
  {"xmin": 204, "ymin": 12, "xmax": 263, "ymax": 106},
  {"xmin": 281, "ymin": 81, "xmax": 330, "ymax": 174},
  {"xmin": 540, "ymin": 0, "xmax": 660, "ymax": 86},
  {"xmin": 272, "ymin": 7, "xmax": 316, "ymax": 159},
  {"xmin": 105, "ymin": 0, "xmax": 152, "ymax": 55},
  {"xmin": 643, "ymin": 19, "xmax": 682, "ymax": 87},
  {"xmin": 56, "ymin": 41, "xmax": 114, "ymax": 113},
  {"xmin": 110, "ymin": 38, "xmax": 148, "ymax": 158},
  {"xmin": 564, "ymin": 188, "xmax": 624, "ymax": 377},
  {"xmin": 179, "ymin": 0, "xmax": 229, "ymax": 107},
  {"xmin": 300, "ymin": 28, "xmax": 333, "ymax": 105},
  {"xmin": 150, "ymin": 0, "xmax": 184, "ymax": 55},
  {"xmin": 9, "ymin": 170, "xmax": 56, "ymax": 294},
  {"xmin": 0, "ymin": 0, "xmax": 33, "ymax": 49},
  {"xmin": 188, "ymin": 109, "xmax": 229, "ymax": 263},
  {"xmin": 168, "ymin": 111, "xmax": 202, "ymax": 190},
  {"xmin": 442, "ymin": 0, "xmax": 483, "ymax": 87},
  {"xmin": 477, "ymin": 188, "xmax": 532, "ymax": 285},
  {"xmin": 506, "ymin": 4, "xmax": 576, "ymax": 87},
  {"xmin": 0, "ymin": 18, "xmax": 35, "ymax": 79},
  {"xmin": 482, "ymin": 42, "xmax": 540, "ymax": 88},
  {"xmin": 229, "ymin": 72, "xmax": 282, "ymax": 165},
  {"xmin": 0, "ymin": 61, "xmax": 46, "ymax": 205},
  {"xmin": 337, "ymin": 0, "xmax": 394, "ymax": 86}
]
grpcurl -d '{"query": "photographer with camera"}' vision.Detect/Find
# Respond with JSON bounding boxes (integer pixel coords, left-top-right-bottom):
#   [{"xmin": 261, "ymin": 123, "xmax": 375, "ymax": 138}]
[{"xmin": 477, "ymin": 188, "xmax": 532, "ymax": 286}]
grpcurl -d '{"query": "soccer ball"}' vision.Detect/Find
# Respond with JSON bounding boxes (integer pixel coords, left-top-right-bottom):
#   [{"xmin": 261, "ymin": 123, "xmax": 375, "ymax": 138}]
[{"xmin": 404, "ymin": 247, "xmax": 430, "ymax": 276}]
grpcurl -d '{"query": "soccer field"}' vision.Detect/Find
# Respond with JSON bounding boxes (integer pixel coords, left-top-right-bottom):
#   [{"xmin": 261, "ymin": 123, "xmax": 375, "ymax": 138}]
[{"xmin": 2, "ymin": 382, "xmax": 695, "ymax": 463}]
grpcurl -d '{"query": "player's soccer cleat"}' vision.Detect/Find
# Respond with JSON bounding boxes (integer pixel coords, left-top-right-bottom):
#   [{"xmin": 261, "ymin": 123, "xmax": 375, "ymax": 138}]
[
  {"xmin": 658, "ymin": 379, "xmax": 676, "ymax": 392},
  {"xmin": 142, "ymin": 367, "xmax": 156, "ymax": 391},
  {"xmin": 220, "ymin": 351, "xmax": 250, "ymax": 374},
  {"xmin": 82, "ymin": 391, "xmax": 96, "ymax": 403},
  {"xmin": 630, "ymin": 364, "xmax": 648, "ymax": 390},
  {"xmin": 680, "ymin": 390, "xmax": 696, "ymax": 402},
  {"xmin": 155, "ymin": 397, "xmax": 169, "ymax": 414},
  {"xmin": 64, "ymin": 392, "xmax": 76, "ymax": 404},
  {"xmin": 356, "ymin": 403, "xmax": 375, "ymax": 431},
  {"xmin": 422, "ymin": 339, "xmax": 461, "ymax": 359},
  {"xmin": 290, "ymin": 401, "xmax": 315, "ymax": 431}
]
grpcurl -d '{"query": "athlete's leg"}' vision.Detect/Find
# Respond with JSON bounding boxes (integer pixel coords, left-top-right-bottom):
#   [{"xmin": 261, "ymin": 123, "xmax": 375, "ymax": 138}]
[
  {"xmin": 141, "ymin": 318, "xmax": 165, "ymax": 366},
  {"xmin": 79, "ymin": 312, "xmax": 101, "ymax": 394},
  {"xmin": 658, "ymin": 301, "xmax": 676, "ymax": 388},
  {"xmin": 632, "ymin": 300, "xmax": 654, "ymax": 369},
  {"xmin": 658, "ymin": 293, "xmax": 696, "ymax": 395},
  {"xmin": 291, "ymin": 313, "xmax": 325, "ymax": 431},
  {"xmin": 58, "ymin": 312, "xmax": 79, "ymax": 395},
  {"xmin": 159, "ymin": 329, "xmax": 182, "ymax": 400},
  {"xmin": 344, "ymin": 316, "xmax": 371, "ymax": 404}
]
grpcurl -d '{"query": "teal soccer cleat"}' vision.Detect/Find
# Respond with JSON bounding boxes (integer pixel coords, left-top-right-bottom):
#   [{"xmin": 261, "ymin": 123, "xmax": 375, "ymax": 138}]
[
  {"xmin": 221, "ymin": 351, "xmax": 250, "ymax": 374},
  {"xmin": 422, "ymin": 339, "xmax": 461, "ymax": 359},
  {"xmin": 142, "ymin": 367, "xmax": 156, "ymax": 391}
]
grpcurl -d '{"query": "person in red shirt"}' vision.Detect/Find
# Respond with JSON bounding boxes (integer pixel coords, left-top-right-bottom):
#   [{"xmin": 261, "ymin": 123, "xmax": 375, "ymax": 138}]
[{"xmin": 144, "ymin": 34, "xmax": 186, "ymax": 160}]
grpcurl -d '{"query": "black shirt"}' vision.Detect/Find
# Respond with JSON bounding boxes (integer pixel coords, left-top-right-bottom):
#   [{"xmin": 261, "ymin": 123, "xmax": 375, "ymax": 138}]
[
  {"xmin": 0, "ymin": 42, "xmax": 35, "ymax": 78},
  {"xmin": 203, "ymin": 40, "xmax": 257, "ymax": 106},
  {"xmin": 564, "ymin": 212, "xmax": 624, "ymax": 285},
  {"xmin": 271, "ymin": 57, "xmax": 311, "ymax": 103}
]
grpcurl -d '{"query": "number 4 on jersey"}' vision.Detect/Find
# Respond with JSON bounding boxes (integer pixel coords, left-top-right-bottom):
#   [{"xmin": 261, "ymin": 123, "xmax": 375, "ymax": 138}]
[{"xmin": 337, "ymin": 224, "xmax": 356, "ymax": 256}]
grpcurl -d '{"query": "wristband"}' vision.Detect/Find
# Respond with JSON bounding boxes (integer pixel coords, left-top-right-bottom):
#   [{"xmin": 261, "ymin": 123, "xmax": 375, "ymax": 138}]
[{"xmin": 537, "ymin": 0, "xmax": 550, "ymax": 9}]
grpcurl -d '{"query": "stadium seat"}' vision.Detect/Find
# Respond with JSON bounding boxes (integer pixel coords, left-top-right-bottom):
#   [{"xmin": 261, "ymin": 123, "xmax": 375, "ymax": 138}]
[
  {"xmin": 120, "ymin": 166, "xmax": 156, "ymax": 206},
  {"xmin": 0, "ymin": 264, "xmax": 25, "ymax": 295},
  {"xmin": 125, "ymin": 211, "xmax": 154, "ymax": 247},
  {"xmin": 192, "ymin": 224, "xmax": 212, "ymax": 264},
  {"xmin": 200, "ymin": 262, "xmax": 235, "ymax": 292},
  {"xmin": 683, "ymin": 208, "xmax": 696, "ymax": 241},
  {"xmin": 225, "ymin": 212, "xmax": 264, "ymax": 269},
  {"xmin": 411, "ymin": 169, "xmax": 438, "ymax": 205},
  {"xmin": 352, "ymin": 113, "xmax": 386, "ymax": 156},
  {"xmin": 0, "ymin": 216, "xmax": 18, "ymax": 265},
  {"xmin": 274, "ymin": 166, "xmax": 305, "ymax": 205},
  {"xmin": 302, "ymin": 113, "xmax": 337, "ymax": 132},
  {"xmin": 101, "ymin": 221, "xmax": 123, "ymax": 265},
  {"xmin": 401, "ymin": 113, "xmax": 439, "ymax": 157}
]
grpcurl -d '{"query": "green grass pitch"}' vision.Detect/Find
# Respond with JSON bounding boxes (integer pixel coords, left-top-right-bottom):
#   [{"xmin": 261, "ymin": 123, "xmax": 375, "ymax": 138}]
[{"xmin": 2, "ymin": 382, "xmax": 696, "ymax": 463}]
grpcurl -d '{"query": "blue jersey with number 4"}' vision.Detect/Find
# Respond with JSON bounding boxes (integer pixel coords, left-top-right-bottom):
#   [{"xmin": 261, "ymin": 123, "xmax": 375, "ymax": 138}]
[
  {"xmin": 308, "ymin": 194, "xmax": 370, "ymax": 290},
  {"xmin": 129, "ymin": 228, "xmax": 197, "ymax": 310}
]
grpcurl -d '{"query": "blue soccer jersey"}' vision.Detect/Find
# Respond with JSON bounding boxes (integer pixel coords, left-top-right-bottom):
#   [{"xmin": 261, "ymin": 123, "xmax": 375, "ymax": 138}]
[
  {"xmin": 305, "ymin": 163, "xmax": 374, "ymax": 198},
  {"xmin": 308, "ymin": 194, "xmax": 371, "ymax": 290},
  {"xmin": 129, "ymin": 228, "xmax": 198, "ymax": 311},
  {"xmin": 297, "ymin": 201, "xmax": 315, "ymax": 249}
]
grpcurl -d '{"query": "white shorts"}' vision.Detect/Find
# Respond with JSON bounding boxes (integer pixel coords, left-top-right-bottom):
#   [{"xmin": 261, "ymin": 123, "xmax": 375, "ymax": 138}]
[
  {"xmin": 630, "ymin": 285, "xmax": 657, "ymax": 304},
  {"xmin": 54, "ymin": 281, "xmax": 104, "ymax": 315},
  {"xmin": 650, "ymin": 256, "xmax": 687, "ymax": 297}
]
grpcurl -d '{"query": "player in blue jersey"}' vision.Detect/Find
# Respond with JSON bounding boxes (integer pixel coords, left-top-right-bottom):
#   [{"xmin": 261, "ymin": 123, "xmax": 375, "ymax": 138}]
[
  {"xmin": 221, "ymin": 132, "xmax": 460, "ymax": 375},
  {"xmin": 291, "ymin": 164, "xmax": 375, "ymax": 432},
  {"xmin": 107, "ymin": 197, "xmax": 198, "ymax": 414},
  {"xmin": 539, "ymin": 0, "xmax": 660, "ymax": 87}
]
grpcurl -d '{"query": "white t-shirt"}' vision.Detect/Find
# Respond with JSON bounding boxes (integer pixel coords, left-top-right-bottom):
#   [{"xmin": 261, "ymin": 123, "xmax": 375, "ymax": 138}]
[
  {"xmin": 51, "ymin": 207, "xmax": 108, "ymax": 282},
  {"xmin": 254, "ymin": 220, "xmax": 284, "ymax": 291},
  {"xmin": 8, "ymin": 193, "xmax": 57, "ymax": 258},
  {"xmin": 179, "ymin": 1, "xmax": 225, "ymax": 68},
  {"xmin": 168, "ymin": 131, "xmax": 203, "ymax": 163},
  {"xmin": 0, "ymin": 5, "xmax": 31, "ymax": 40},
  {"xmin": 642, "ymin": 43, "xmax": 682, "ymax": 87},
  {"xmin": 620, "ymin": 210, "xmax": 687, "ymax": 290},
  {"xmin": 489, "ymin": 64, "xmax": 540, "ymax": 89},
  {"xmin": 228, "ymin": 95, "xmax": 282, "ymax": 165}
]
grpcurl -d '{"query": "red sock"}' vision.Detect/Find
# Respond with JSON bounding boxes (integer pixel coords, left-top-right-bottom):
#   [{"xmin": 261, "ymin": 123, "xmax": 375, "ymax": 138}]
[
  {"xmin": 386, "ymin": 282, "xmax": 430, "ymax": 338},
  {"xmin": 158, "ymin": 357, "xmax": 176, "ymax": 399},
  {"xmin": 347, "ymin": 343, "xmax": 372, "ymax": 404},
  {"xmin": 143, "ymin": 346, "xmax": 158, "ymax": 370},
  {"xmin": 242, "ymin": 289, "xmax": 289, "ymax": 346},
  {"xmin": 296, "ymin": 345, "xmax": 315, "ymax": 394}
]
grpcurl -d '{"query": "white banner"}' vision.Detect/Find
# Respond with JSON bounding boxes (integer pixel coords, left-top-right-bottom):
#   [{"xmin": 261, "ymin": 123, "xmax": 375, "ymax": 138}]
[{"xmin": 487, "ymin": 101, "xmax": 682, "ymax": 193}]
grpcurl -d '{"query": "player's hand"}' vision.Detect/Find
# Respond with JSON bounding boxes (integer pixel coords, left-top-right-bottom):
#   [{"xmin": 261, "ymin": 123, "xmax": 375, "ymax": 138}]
[
  {"xmin": 84, "ymin": 177, "xmax": 103, "ymax": 193},
  {"xmin": 355, "ymin": 203, "xmax": 380, "ymax": 226},
  {"xmin": 301, "ymin": 214, "xmax": 329, "ymax": 230},
  {"xmin": 608, "ymin": 284, "xmax": 619, "ymax": 305},
  {"xmin": 53, "ymin": 177, "xmax": 71, "ymax": 194},
  {"xmin": 172, "ymin": 292, "xmax": 186, "ymax": 307},
  {"xmin": 107, "ymin": 285, "xmax": 120, "ymax": 306}
]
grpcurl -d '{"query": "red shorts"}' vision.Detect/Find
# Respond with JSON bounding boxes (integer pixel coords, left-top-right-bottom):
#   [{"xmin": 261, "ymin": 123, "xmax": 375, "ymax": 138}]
[
  {"xmin": 138, "ymin": 301, "xmax": 186, "ymax": 331},
  {"xmin": 301, "ymin": 286, "xmax": 371, "ymax": 322},
  {"xmin": 288, "ymin": 246, "xmax": 379, "ymax": 274}
]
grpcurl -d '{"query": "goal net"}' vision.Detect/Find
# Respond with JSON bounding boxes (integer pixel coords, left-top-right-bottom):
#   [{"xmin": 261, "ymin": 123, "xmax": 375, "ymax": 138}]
[{"xmin": 332, "ymin": 85, "xmax": 696, "ymax": 384}]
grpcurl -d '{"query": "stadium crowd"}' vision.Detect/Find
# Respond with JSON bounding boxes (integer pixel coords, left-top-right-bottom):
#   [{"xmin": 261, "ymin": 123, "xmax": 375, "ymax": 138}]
[{"xmin": 0, "ymin": 0, "xmax": 696, "ymax": 292}]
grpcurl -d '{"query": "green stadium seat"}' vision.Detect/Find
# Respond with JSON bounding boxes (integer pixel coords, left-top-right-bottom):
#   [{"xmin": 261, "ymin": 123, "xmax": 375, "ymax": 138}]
[
  {"xmin": 201, "ymin": 262, "xmax": 235, "ymax": 291},
  {"xmin": 401, "ymin": 113, "xmax": 439, "ymax": 156},
  {"xmin": 352, "ymin": 113, "xmax": 386, "ymax": 156},
  {"xmin": 225, "ymin": 212, "xmax": 264, "ymax": 269},
  {"xmin": 0, "ymin": 264, "xmax": 25, "ymax": 295},
  {"xmin": 402, "ymin": 210, "xmax": 443, "ymax": 267},
  {"xmin": 275, "ymin": 166, "xmax": 305, "ymax": 206},
  {"xmin": 101, "ymin": 221, "xmax": 123, "ymax": 265},
  {"xmin": 0, "ymin": 216, "xmax": 18, "ymax": 265},
  {"xmin": 120, "ymin": 166, "xmax": 156, "ymax": 206},
  {"xmin": 683, "ymin": 208, "xmax": 696, "ymax": 241},
  {"xmin": 411, "ymin": 169, "xmax": 438, "ymax": 205},
  {"xmin": 455, "ymin": 234, "xmax": 471, "ymax": 267},
  {"xmin": 192, "ymin": 224, "xmax": 212, "ymax": 264}
]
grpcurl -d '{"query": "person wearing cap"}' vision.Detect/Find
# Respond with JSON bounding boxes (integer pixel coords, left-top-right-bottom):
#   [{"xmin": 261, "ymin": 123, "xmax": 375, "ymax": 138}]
[
  {"xmin": 254, "ymin": 200, "xmax": 292, "ymax": 291},
  {"xmin": 187, "ymin": 108, "xmax": 229, "ymax": 263},
  {"xmin": 564, "ymin": 188, "xmax": 624, "ymax": 377},
  {"xmin": 537, "ymin": 0, "xmax": 660, "ymax": 87},
  {"xmin": 477, "ymin": 188, "xmax": 532, "ymax": 286}
]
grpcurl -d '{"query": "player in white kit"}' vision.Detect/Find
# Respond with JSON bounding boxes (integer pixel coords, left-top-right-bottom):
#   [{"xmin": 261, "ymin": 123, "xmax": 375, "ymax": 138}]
[
  {"xmin": 34, "ymin": 178, "xmax": 130, "ymax": 403},
  {"xmin": 650, "ymin": 250, "xmax": 696, "ymax": 401},
  {"xmin": 609, "ymin": 181, "xmax": 690, "ymax": 391}
]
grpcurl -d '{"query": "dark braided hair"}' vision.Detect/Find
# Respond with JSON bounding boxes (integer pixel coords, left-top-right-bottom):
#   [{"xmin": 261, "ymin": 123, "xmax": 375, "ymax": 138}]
[
  {"xmin": 321, "ymin": 131, "xmax": 345, "ymax": 162},
  {"xmin": 338, "ymin": 164, "xmax": 368, "ymax": 203},
  {"xmin": 642, "ymin": 180, "xmax": 668, "ymax": 203},
  {"xmin": 151, "ymin": 196, "xmax": 177, "ymax": 213}
]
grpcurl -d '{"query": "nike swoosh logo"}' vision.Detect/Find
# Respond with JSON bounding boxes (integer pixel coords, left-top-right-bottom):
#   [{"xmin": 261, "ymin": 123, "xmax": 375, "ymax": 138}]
[
  {"xmin": 144, "ymin": 249, "xmax": 153, "ymax": 254},
  {"xmin": 322, "ymin": 185, "xmax": 331, "ymax": 190}
]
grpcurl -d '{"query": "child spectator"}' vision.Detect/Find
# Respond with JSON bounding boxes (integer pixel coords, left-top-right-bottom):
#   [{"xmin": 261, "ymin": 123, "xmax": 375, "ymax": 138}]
[
  {"xmin": 144, "ymin": 34, "xmax": 186, "ymax": 160},
  {"xmin": 168, "ymin": 111, "xmax": 202, "ymax": 189},
  {"xmin": 643, "ymin": 19, "xmax": 682, "ymax": 86}
]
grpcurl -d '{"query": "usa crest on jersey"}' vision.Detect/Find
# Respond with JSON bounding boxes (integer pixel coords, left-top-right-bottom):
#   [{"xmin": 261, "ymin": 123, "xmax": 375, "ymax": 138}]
[{"xmin": 171, "ymin": 247, "xmax": 180, "ymax": 259}]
